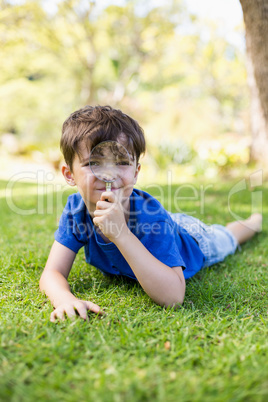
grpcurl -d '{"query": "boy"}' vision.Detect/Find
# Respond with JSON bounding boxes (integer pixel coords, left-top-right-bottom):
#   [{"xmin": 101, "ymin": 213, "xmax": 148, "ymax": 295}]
[{"xmin": 39, "ymin": 105, "xmax": 262, "ymax": 322}]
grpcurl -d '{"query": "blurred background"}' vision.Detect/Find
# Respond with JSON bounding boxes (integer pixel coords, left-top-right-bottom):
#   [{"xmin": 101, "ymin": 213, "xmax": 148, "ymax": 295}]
[{"xmin": 0, "ymin": 0, "xmax": 266, "ymax": 185}]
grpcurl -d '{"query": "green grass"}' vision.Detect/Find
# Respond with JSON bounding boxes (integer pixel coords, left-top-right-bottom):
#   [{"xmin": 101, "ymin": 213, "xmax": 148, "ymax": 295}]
[{"xmin": 1, "ymin": 177, "xmax": 268, "ymax": 402}]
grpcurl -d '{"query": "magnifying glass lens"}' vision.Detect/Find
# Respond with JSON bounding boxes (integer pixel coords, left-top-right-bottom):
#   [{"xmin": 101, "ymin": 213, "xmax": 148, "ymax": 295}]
[{"xmin": 89, "ymin": 141, "xmax": 131, "ymax": 191}]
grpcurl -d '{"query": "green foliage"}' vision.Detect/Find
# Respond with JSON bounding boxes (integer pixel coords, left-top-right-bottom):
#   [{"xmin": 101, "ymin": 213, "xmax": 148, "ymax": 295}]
[
  {"xmin": 149, "ymin": 139, "xmax": 194, "ymax": 169},
  {"xmin": 0, "ymin": 0, "xmax": 249, "ymax": 166},
  {"xmin": 0, "ymin": 179, "xmax": 268, "ymax": 401}
]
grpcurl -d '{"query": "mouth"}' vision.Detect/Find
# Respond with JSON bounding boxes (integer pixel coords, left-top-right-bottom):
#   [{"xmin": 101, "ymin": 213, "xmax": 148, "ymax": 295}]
[{"xmin": 96, "ymin": 187, "xmax": 121, "ymax": 191}]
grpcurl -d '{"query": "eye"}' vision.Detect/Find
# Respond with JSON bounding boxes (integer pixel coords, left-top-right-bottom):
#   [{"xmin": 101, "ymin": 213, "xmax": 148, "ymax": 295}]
[
  {"xmin": 116, "ymin": 160, "xmax": 130, "ymax": 166},
  {"xmin": 89, "ymin": 161, "xmax": 100, "ymax": 166}
]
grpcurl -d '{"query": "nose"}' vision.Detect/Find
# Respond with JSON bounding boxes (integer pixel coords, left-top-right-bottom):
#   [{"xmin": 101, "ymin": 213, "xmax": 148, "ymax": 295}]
[{"xmin": 100, "ymin": 173, "xmax": 116, "ymax": 182}]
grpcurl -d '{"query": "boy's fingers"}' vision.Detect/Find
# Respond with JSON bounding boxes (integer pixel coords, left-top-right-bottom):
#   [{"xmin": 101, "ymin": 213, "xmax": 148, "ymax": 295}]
[
  {"xmin": 73, "ymin": 303, "xmax": 89, "ymax": 321},
  {"xmin": 50, "ymin": 301, "xmax": 104, "ymax": 323},
  {"xmin": 96, "ymin": 201, "xmax": 113, "ymax": 210},
  {"xmin": 50, "ymin": 311, "xmax": 56, "ymax": 322},
  {"xmin": 84, "ymin": 301, "xmax": 104, "ymax": 315},
  {"xmin": 50, "ymin": 306, "xmax": 73, "ymax": 322},
  {"xmin": 92, "ymin": 217, "xmax": 102, "ymax": 228},
  {"xmin": 94, "ymin": 208, "xmax": 109, "ymax": 217},
  {"xmin": 50, "ymin": 309, "xmax": 65, "ymax": 322},
  {"xmin": 100, "ymin": 192, "xmax": 115, "ymax": 203},
  {"xmin": 65, "ymin": 306, "xmax": 79, "ymax": 320}
]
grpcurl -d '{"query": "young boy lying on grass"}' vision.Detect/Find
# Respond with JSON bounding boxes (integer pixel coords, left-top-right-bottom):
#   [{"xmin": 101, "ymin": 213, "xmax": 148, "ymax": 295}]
[{"xmin": 39, "ymin": 105, "xmax": 262, "ymax": 322}]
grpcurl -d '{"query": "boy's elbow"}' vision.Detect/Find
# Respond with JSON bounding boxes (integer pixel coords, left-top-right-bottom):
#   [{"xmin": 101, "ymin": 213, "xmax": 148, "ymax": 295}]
[
  {"xmin": 162, "ymin": 295, "xmax": 184, "ymax": 308},
  {"xmin": 39, "ymin": 275, "xmax": 45, "ymax": 292},
  {"xmin": 161, "ymin": 267, "xmax": 185, "ymax": 307},
  {"xmin": 161, "ymin": 279, "xmax": 185, "ymax": 308},
  {"xmin": 159, "ymin": 290, "xmax": 185, "ymax": 308},
  {"xmin": 39, "ymin": 271, "xmax": 49, "ymax": 293}
]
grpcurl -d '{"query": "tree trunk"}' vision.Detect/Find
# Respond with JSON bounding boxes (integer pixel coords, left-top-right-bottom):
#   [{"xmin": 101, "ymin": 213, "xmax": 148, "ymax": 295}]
[{"xmin": 239, "ymin": 0, "xmax": 268, "ymax": 164}]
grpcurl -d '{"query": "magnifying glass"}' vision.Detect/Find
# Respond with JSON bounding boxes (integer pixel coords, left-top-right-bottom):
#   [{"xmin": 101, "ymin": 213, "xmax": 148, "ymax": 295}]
[{"xmin": 89, "ymin": 141, "xmax": 131, "ymax": 192}]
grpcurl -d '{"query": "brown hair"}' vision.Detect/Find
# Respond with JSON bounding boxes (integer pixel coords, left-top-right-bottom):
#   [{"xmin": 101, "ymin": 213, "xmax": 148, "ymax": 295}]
[{"xmin": 61, "ymin": 105, "xmax": 146, "ymax": 171}]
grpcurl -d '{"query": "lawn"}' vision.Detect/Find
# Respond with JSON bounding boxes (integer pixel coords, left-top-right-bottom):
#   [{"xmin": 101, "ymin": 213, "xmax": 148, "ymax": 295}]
[{"xmin": 0, "ymin": 176, "xmax": 268, "ymax": 402}]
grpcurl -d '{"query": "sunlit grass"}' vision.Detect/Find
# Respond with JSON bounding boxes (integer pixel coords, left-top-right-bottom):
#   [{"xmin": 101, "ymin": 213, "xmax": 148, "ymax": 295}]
[{"xmin": 0, "ymin": 178, "xmax": 267, "ymax": 402}]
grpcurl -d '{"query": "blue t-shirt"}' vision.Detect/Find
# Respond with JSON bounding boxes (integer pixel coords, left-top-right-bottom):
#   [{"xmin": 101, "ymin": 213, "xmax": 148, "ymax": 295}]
[{"xmin": 55, "ymin": 189, "xmax": 205, "ymax": 279}]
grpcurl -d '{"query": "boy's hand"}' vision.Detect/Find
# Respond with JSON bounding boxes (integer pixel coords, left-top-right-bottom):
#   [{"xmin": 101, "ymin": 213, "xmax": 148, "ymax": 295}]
[
  {"xmin": 93, "ymin": 191, "xmax": 129, "ymax": 242},
  {"xmin": 50, "ymin": 299, "xmax": 103, "ymax": 322}
]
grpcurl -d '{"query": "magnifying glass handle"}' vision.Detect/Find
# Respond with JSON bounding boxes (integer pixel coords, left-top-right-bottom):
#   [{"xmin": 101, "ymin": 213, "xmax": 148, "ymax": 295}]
[
  {"xmin": 106, "ymin": 182, "xmax": 112, "ymax": 191},
  {"xmin": 104, "ymin": 182, "xmax": 112, "ymax": 202}
]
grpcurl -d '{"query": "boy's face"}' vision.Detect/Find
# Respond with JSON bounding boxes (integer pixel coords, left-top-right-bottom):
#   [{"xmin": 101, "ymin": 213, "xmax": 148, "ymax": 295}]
[{"xmin": 62, "ymin": 135, "xmax": 140, "ymax": 213}]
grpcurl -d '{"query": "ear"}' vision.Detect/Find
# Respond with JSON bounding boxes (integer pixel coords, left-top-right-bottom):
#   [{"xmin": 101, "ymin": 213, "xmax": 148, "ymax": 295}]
[
  {"xmin": 133, "ymin": 163, "xmax": 141, "ymax": 184},
  {"xmin": 62, "ymin": 163, "xmax": 76, "ymax": 186}
]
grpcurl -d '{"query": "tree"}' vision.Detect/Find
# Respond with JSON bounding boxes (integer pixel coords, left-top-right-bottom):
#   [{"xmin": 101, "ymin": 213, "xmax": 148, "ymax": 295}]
[
  {"xmin": 239, "ymin": 0, "xmax": 268, "ymax": 164},
  {"xmin": 0, "ymin": 0, "xmax": 250, "ymax": 159},
  {"xmin": 0, "ymin": 0, "xmax": 182, "ymax": 146}
]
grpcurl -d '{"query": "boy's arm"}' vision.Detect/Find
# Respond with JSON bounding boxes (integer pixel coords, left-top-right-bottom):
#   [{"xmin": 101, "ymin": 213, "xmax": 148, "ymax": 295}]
[
  {"xmin": 114, "ymin": 232, "xmax": 185, "ymax": 307},
  {"xmin": 40, "ymin": 241, "xmax": 102, "ymax": 321},
  {"xmin": 94, "ymin": 194, "xmax": 186, "ymax": 307}
]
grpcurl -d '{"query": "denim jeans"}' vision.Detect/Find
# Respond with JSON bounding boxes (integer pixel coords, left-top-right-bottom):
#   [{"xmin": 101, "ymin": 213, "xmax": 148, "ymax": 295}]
[{"xmin": 169, "ymin": 213, "xmax": 239, "ymax": 267}]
